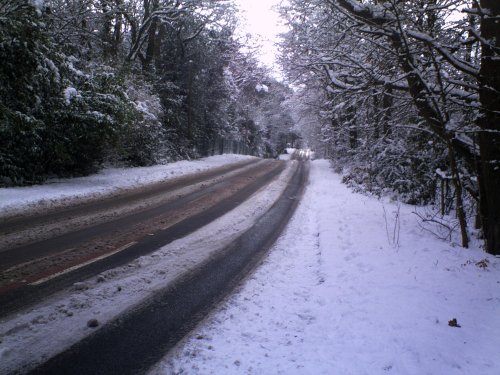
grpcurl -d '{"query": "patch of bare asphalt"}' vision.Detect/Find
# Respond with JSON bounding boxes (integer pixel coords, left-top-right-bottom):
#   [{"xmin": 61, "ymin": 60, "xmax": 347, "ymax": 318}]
[
  {"xmin": 0, "ymin": 158, "xmax": 259, "ymax": 233},
  {"xmin": 0, "ymin": 159, "xmax": 262, "ymax": 251},
  {"xmin": 0, "ymin": 160, "xmax": 284, "ymax": 292}
]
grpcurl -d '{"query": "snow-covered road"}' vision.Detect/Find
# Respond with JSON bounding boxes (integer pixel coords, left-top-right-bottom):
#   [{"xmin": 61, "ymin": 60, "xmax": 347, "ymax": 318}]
[
  {"xmin": 154, "ymin": 159, "xmax": 500, "ymax": 375},
  {"xmin": 1, "ymin": 156, "xmax": 499, "ymax": 375},
  {"xmin": 0, "ymin": 155, "xmax": 301, "ymax": 374},
  {"xmin": 0, "ymin": 158, "xmax": 284, "ymax": 306},
  {"xmin": 0, "ymin": 155, "xmax": 258, "ymax": 218}
]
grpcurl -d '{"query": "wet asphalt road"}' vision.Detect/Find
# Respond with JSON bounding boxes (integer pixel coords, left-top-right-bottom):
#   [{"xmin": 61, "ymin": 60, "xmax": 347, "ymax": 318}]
[
  {"xmin": 0, "ymin": 160, "xmax": 286, "ymax": 318},
  {"xmin": 29, "ymin": 160, "xmax": 308, "ymax": 375}
]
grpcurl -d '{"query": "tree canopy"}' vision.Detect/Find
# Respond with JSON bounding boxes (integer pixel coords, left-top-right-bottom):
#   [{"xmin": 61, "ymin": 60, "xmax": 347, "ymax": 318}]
[
  {"xmin": 0, "ymin": 0, "xmax": 296, "ymax": 185},
  {"xmin": 278, "ymin": 0, "xmax": 500, "ymax": 254}
]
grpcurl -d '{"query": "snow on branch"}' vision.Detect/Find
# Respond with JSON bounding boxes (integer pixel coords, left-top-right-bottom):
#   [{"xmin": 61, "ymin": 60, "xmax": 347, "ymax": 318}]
[
  {"xmin": 405, "ymin": 30, "xmax": 479, "ymax": 77},
  {"xmin": 325, "ymin": 66, "xmax": 364, "ymax": 91},
  {"xmin": 332, "ymin": 0, "xmax": 480, "ymax": 78},
  {"xmin": 329, "ymin": 0, "xmax": 393, "ymax": 26},
  {"xmin": 319, "ymin": 58, "xmax": 478, "ymax": 102}
]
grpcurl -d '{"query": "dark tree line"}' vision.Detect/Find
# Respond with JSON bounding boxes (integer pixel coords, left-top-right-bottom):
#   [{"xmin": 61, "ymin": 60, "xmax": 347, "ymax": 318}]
[
  {"xmin": 0, "ymin": 0, "xmax": 296, "ymax": 186},
  {"xmin": 279, "ymin": 0, "xmax": 500, "ymax": 254}
]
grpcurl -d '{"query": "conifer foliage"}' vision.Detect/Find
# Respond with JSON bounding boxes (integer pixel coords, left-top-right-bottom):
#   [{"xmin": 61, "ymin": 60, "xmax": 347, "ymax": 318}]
[
  {"xmin": 0, "ymin": 0, "xmax": 134, "ymax": 184},
  {"xmin": 0, "ymin": 0, "xmax": 295, "ymax": 186}
]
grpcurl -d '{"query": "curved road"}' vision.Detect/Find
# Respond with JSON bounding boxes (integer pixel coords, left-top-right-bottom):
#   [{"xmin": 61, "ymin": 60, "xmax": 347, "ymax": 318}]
[
  {"xmin": 0, "ymin": 154, "xmax": 309, "ymax": 374},
  {"xmin": 31, "ymin": 160, "xmax": 308, "ymax": 375},
  {"xmin": 0, "ymin": 159, "xmax": 287, "ymax": 316}
]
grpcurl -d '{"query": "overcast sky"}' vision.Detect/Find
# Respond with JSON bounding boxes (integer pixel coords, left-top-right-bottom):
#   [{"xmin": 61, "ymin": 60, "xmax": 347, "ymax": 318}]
[{"xmin": 233, "ymin": 0, "xmax": 286, "ymax": 73}]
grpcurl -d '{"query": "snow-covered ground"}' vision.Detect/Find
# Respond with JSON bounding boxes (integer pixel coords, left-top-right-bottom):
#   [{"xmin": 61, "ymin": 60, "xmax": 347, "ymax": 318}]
[
  {"xmin": 0, "ymin": 156, "xmax": 297, "ymax": 374},
  {"xmin": 278, "ymin": 148, "xmax": 315, "ymax": 161},
  {"xmin": 152, "ymin": 159, "xmax": 500, "ymax": 375},
  {"xmin": 1, "ymin": 157, "xmax": 499, "ymax": 374},
  {"xmin": 0, "ymin": 154, "xmax": 257, "ymax": 217}
]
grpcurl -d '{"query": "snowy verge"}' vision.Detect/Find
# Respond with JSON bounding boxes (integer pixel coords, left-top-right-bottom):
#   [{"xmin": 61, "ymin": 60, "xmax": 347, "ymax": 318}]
[
  {"xmin": 0, "ymin": 161, "xmax": 298, "ymax": 374},
  {"xmin": 154, "ymin": 159, "xmax": 500, "ymax": 375},
  {"xmin": 278, "ymin": 148, "xmax": 296, "ymax": 161},
  {"xmin": 0, "ymin": 154, "xmax": 257, "ymax": 218}
]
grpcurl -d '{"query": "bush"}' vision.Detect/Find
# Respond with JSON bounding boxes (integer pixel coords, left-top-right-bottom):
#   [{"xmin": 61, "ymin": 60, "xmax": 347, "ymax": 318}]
[{"xmin": 0, "ymin": 2, "xmax": 138, "ymax": 185}]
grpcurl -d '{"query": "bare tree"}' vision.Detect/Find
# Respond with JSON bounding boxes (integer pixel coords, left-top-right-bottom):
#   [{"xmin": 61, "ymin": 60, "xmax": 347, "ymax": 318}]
[{"xmin": 280, "ymin": 0, "xmax": 500, "ymax": 252}]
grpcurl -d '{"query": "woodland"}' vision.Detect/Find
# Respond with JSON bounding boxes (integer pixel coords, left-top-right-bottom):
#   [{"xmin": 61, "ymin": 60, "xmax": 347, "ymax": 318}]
[
  {"xmin": 0, "ymin": 0, "xmax": 499, "ymax": 254},
  {"xmin": 280, "ymin": 0, "xmax": 500, "ymax": 255},
  {"xmin": 0, "ymin": 0, "xmax": 297, "ymax": 184}
]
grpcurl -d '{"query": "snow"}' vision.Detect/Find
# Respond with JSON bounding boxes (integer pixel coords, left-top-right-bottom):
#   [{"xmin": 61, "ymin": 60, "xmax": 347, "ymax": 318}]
[
  {"xmin": 278, "ymin": 154, "xmax": 291, "ymax": 161},
  {"xmin": 44, "ymin": 58, "xmax": 60, "ymax": 81},
  {"xmin": 405, "ymin": 29, "xmax": 479, "ymax": 76},
  {"xmin": 66, "ymin": 57, "xmax": 87, "ymax": 78},
  {"xmin": 152, "ymin": 159, "xmax": 500, "ymax": 375},
  {"xmin": 255, "ymin": 83, "xmax": 269, "ymax": 93},
  {"xmin": 1, "ymin": 158, "xmax": 499, "ymax": 374},
  {"xmin": 63, "ymin": 87, "xmax": 78, "ymax": 104},
  {"xmin": 0, "ymin": 154, "xmax": 257, "ymax": 218},
  {"xmin": 134, "ymin": 100, "xmax": 158, "ymax": 120},
  {"xmin": 30, "ymin": 0, "xmax": 44, "ymax": 15},
  {"xmin": 278, "ymin": 148, "xmax": 296, "ymax": 160},
  {"xmin": 0, "ymin": 157, "xmax": 297, "ymax": 374},
  {"xmin": 436, "ymin": 168, "xmax": 452, "ymax": 180}
]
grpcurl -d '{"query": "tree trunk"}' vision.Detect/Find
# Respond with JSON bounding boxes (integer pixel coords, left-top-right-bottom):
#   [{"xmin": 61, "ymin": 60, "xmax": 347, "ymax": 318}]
[
  {"xmin": 111, "ymin": 0, "xmax": 124, "ymax": 56},
  {"xmin": 346, "ymin": 106, "xmax": 357, "ymax": 149},
  {"xmin": 349, "ymin": 126, "xmax": 357, "ymax": 149},
  {"xmin": 372, "ymin": 92, "xmax": 380, "ymax": 139},
  {"xmin": 382, "ymin": 87, "xmax": 392, "ymax": 136},
  {"xmin": 142, "ymin": 18, "xmax": 158, "ymax": 71},
  {"xmin": 447, "ymin": 139, "xmax": 469, "ymax": 248},
  {"xmin": 100, "ymin": 0, "xmax": 113, "ymax": 57},
  {"xmin": 186, "ymin": 61, "xmax": 194, "ymax": 141},
  {"xmin": 477, "ymin": 0, "xmax": 500, "ymax": 255}
]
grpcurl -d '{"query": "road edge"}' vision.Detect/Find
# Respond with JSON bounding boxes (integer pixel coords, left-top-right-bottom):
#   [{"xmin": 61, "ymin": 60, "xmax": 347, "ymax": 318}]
[{"xmin": 29, "ymin": 161, "xmax": 309, "ymax": 375}]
